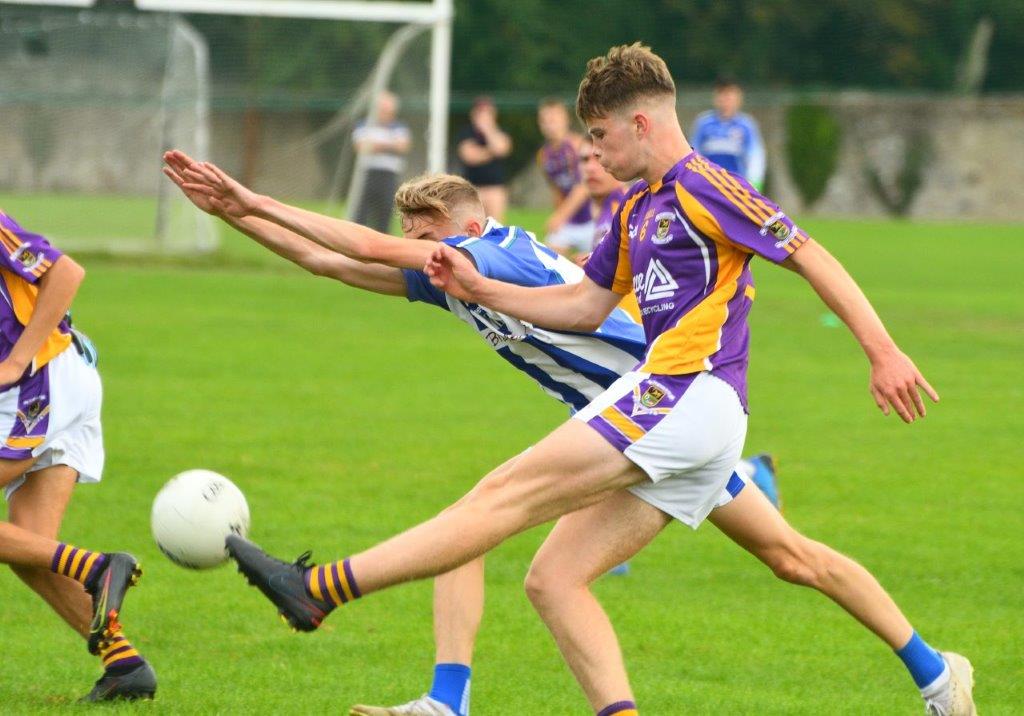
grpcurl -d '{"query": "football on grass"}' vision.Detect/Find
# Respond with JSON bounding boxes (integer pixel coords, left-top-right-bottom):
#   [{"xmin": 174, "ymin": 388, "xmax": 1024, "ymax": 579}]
[{"xmin": 151, "ymin": 469, "xmax": 250, "ymax": 569}]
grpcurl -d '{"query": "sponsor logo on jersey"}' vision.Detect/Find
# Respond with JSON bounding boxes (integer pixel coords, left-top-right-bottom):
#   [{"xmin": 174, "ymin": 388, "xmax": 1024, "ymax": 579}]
[{"xmin": 634, "ymin": 258, "xmax": 679, "ymax": 302}]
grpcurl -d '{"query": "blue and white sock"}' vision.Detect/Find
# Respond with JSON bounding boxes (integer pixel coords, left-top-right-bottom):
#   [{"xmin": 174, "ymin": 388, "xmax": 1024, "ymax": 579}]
[
  {"xmin": 896, "ymin": 631, "xmax": 949, "ymax": 692},
  {"xmin": 428, "ymin": 663, "xmax": 471, "ymax": 716}
]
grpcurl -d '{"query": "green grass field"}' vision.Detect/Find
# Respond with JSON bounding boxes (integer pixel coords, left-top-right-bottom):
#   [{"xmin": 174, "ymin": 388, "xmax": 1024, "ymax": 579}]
[{"xmin": 1, "ymin": 201, "xmax": 1022, "ymax": 714}]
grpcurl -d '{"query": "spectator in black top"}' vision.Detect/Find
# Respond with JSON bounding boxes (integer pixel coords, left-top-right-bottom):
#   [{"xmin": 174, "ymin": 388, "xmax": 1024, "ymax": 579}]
[{"xmin": 456, "ymin": 96, "xmax": 513, "ymax": 221}]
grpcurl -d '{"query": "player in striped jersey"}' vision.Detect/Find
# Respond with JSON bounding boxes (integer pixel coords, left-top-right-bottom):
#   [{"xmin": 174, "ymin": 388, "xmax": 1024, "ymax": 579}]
[
  {"xmin": 164, "ymin": 152, "xmax": 777, "ymax": 716},
  {"xmin": 0, "ymin": 212, "xmax": 155, "ymax": 701}
]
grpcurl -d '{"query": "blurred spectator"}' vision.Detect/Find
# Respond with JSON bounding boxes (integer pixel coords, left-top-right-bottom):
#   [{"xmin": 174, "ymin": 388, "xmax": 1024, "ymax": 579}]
[
  {"xmin": 691, "ymin": 77, "xmax": 766, "ymax": 191},
  {"xmin": 456, "ymin": 96, "xmax": 513, "ymax": 221},
  {"xmin": 536, "ymin": 98, "xmax": 592, "ymax": 257},
  {"xmin": 352, "ymin": 90, "xmax": 411, "ymax": 232}
]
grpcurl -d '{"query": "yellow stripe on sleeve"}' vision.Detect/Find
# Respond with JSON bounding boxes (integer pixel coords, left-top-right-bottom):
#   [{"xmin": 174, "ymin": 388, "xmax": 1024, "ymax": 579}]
[{"xmin": 707, "ymin": 164, "xmax": 774, "ymax": 221}]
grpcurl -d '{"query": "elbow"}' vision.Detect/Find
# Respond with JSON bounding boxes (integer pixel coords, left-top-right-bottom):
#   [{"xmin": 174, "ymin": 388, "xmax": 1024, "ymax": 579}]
[
  {"xmin": 61, "ymin": 256, "xmax": 86, "ymax": 287},
  {"xmin": 574, "ymin": 311, "xmax": 604, "ymax": 333}
]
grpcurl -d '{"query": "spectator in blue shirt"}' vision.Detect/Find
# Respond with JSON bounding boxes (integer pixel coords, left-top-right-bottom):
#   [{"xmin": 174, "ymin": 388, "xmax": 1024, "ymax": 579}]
[{"xmin": 691, "ymin": 77, "xmax": 766, "ymax": 191}]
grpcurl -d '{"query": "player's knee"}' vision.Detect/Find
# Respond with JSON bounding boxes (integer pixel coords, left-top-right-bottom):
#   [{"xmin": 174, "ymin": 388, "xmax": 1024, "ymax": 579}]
[
  {"xmin": 765, "ymin": 540, "xmax": 817, "ymax": 586},
  {"xmin": 767, "ymin": 538, "xmax": 839, "ymax": 588},
  {"xmin": 523, "ymin": 561, "xmax": 572, "ymax": 612}
]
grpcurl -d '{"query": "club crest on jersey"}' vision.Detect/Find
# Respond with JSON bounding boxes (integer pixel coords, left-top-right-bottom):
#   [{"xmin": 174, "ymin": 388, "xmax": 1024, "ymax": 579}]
[
  {"xmin": 759, "ymin": 211, "xmax": 795, "ymax": 248},
  {"xmin": 12, "ymin": 244, "xmax": 43, "ymax": 271},
  {"xmin": 17, "ymin": 396, "xmax": 50, "ymax": 433},
  {"xmin": 631, "ymin": 380, "xmax": 674, "ymax": 416},
  {"xmin": 652, "ymin": 212, "xmax": 676, "ymax": 244}
]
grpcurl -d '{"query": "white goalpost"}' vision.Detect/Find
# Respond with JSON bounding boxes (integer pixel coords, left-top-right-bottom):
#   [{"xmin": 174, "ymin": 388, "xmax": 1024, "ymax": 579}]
[{"xmin": 0, "ymin": 0, "xmax": 453, "ymax": 253}]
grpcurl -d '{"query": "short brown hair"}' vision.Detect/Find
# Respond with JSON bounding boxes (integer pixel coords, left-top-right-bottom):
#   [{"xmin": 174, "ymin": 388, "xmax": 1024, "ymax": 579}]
[
  {"xmin": 394, "ymin": 173, "xmax": 483, "ymax": 220},
  {"xmin": 576, "ymin": 43, "xmax": 675, "ymax": 122}
]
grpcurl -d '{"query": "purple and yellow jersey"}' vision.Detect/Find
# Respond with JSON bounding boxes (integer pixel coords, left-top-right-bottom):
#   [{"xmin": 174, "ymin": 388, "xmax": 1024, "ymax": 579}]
[
  {"xmin": 538, "ymin": 138, "xmax": 591, "ymax": 225},
  {"xmin": 583, "ymin": 153, "xmax": 810, "ymax": 410},
  {"xmin": 591, "ymin": 184, "xmax": 631, "ymax": 252},
  {"xmin": 0, "ymin": 211, "xmax": 72, "ymax": 376}
]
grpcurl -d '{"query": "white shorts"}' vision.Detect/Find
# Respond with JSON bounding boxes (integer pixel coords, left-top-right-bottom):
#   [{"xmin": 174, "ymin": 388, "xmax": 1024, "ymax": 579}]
[
  {"xmin": 574, "ymin": 371, "xmax": 748, "ymax": 528},
  {"xmin": 2, "ymin": 347, "xmax": 104, "ymax": 500},
  {"xmin": 546, "ymin": 221, "xmax": 595, "ymax": 254}
]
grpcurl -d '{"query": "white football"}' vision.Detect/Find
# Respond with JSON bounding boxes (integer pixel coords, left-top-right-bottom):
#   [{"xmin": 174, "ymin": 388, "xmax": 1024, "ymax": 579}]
[{"xmin": 151, "ymin": 469, "xmax": 250, "ymax": 569}]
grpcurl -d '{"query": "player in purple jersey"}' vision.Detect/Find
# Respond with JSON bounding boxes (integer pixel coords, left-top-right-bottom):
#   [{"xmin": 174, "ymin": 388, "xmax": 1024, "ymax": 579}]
[
  {"xmin": 578, "ymin": 135, "xmax": 782, "ymax": 506},
  {"xmin": 204, "ymin": 45, "xmax": 971, "ymax": 716},
  {"xmin": 164, "ymin": 151, "xmax": 779, "ymax": 716},
  {"xmin": 0, "ymin": 212, "xmax": 155, "ymax": 701},
  {"xmin": 537, "ymin": 98, "xmax": 593, "ymax": 258},
  {"xmin": 423, "ymin": 45, "xmax": 971, "ymax": 715}
]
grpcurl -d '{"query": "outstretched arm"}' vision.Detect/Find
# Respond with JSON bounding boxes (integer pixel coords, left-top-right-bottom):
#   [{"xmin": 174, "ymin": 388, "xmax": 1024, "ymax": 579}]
[
  {"xmin": 167, "ymin": 150, "xmax": 435, "ymax": 271},
  {"xmin": 163, "ymin": 151, "xmax": 405, "ymax": 296},
  {"xmin": 785, "ymin": 239, "xmax": 939, "ymax": 422},
  {"xmin": 424, "ymin": 243, "xmax": 620, "ymax": 332}
]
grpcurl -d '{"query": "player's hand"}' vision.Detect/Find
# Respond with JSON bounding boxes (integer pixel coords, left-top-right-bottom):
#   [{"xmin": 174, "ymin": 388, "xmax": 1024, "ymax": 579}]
[
  {"xmin": 177, "ymin": 160, "xmax": 261, "ymax": 219},
  {"xmin": 162, "ymin": 150, "xmax": 223, "ymax": 217},
  {"xmin": 573, "ymin": 252, "xmax": 591, "ymax": 268},
  {"xmin": 868, "ymin": 348, "xmax": 939, "ymax": 423},
  {"xmin": 424, "ymin": 244, "xmax": 485, "ymax": 302}
]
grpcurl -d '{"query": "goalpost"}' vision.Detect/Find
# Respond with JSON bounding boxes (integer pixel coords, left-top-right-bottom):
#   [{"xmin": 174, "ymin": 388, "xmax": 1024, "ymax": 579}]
[{"xmin": 0, "ymin": 0, "xmax": 453, "ymax": 253}]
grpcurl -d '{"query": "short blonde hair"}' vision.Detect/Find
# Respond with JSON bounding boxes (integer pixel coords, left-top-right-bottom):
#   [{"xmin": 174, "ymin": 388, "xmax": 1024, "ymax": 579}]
[
  {"xmin": 576, "ymin": 43, "xmax": 675, "ymax": 122},
  {"xmin": 393, "ymin": 173, "xmax": 483, "ymax": 220}
]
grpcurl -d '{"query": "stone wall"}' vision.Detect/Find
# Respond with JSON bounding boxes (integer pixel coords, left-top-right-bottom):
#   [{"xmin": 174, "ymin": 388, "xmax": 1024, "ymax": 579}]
[{"xmin": 513, "ymin": 94, "xmax": 1024, "ymax": 221}]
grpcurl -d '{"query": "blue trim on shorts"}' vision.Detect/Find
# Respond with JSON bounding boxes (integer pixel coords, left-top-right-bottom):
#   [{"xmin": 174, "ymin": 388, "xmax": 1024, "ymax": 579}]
[{"xmin": 725, "ymin": 471, "xmax": 745, "ymax": 497}]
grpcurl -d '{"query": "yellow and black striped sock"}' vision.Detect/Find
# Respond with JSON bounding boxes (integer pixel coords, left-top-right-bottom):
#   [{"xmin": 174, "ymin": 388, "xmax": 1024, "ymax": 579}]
[
  {"xmin": 99, "ymin": 631, "xmax": 145, "ymax": 674},
  {"xmin": 305, "ymin": 558, "xmax": 361, "ymax": 608},
  {"xmin": 50, "ymin": 543, "xmax": 107, "ymax": 586}
]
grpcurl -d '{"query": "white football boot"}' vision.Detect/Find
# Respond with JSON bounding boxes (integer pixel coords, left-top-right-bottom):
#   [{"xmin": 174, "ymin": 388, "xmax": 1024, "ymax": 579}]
[
  {"xmin": 923, "ymin": 652, "xmax": 976, "ymax": 716},
  {"xmin": 350, "ymin": 695, "xmax": 457, "ymax": 716}
]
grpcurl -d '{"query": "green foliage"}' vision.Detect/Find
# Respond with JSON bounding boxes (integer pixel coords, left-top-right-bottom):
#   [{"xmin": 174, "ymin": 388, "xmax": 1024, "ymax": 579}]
[
  {"xmin": 785, "ymin": 104, "xmax": 842, "ymax": 207},
  {"xmin": 865, "ymin": 130, "xmax": 933, "ymax": 216}
]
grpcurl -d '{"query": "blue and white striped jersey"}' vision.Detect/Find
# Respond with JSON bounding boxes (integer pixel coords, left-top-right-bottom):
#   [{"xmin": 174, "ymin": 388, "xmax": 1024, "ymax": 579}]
[
  {"xmin": 690, "ymin": 111, "xmax": 766, "ymax": 188},
  {"xmin": 402, "ymin": 219, "xmax": 646, "ymax": 412}
]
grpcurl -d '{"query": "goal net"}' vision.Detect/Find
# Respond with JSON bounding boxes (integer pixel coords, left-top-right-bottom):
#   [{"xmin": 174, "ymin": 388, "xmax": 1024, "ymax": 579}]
[
  {"xmin": 0, "ymin": 7, "xmax": 216, "ymax": 253},
  {"xmin": 0, "ymin": 1, "xmax": 450, "ymax": 255}
]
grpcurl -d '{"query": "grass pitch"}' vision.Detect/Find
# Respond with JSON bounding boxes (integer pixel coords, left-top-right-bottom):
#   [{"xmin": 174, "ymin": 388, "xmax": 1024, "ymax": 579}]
[{"xmin": 1, "ymin": 203, "xmax": 1022, "ymax": 714}]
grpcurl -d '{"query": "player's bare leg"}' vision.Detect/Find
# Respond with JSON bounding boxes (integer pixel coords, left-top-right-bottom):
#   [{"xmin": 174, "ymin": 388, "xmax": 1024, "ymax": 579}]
[
  {"xmin": 433, "ymin": 557, "xmax": 485, "ymax": 665},
  {"xmin": 525, "ymin": 490, "xmax": 670, "ymax": 713},
  {"xmin": 8, "ymin": 465, "xmax": 91, "ymax": 636},
  {"xmin": 709, "ymin": 483, "xmax": 975, "ymax": 715},
  {"xmin": 349, "ymin": 420, "xmax": 643, "ymax": 592},
  {"xmin": 227, "ymin": 419, "xmax": 644, "ymax": 627},
  {"xmin": 709, "ymin": 482, "xmax": 913, "ymax": 646},
  {"xmin": 2, "ymin": 463, "xmax": 155, "ymax": 700}
]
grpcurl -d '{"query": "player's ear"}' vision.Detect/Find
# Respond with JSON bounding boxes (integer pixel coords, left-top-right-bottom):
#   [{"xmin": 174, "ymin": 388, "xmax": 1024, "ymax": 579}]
[
  {"xmin": 633, "ymin": 112, "xmax": 651, "ymax": 139},
  {"xmin": 464, "ymin": 216, "xmax": 484, "ymax": 238}
]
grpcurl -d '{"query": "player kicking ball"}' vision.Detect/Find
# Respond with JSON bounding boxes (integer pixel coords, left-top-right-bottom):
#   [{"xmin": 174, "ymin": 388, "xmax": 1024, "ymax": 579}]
[
  {"xmin": 164, "ymin": 151, "xmax": 781, "ymax": 715},
  {"xmin": 187, "ymin": 44, "xmax": 972, "ymax": 716},
  {"xmin": 0, "ymin": 211, "xmax": 155, "ymax": 701}
]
